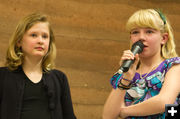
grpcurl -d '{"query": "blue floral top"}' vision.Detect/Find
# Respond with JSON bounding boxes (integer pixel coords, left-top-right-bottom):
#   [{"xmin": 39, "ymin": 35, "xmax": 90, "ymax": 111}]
[
  {"xmin": 124, "ymin": 57, "xmax": 180, "ymax": 119},
  {"xmin": 110, "ymin": 57, "xmax": 180, "ymax": 119}
]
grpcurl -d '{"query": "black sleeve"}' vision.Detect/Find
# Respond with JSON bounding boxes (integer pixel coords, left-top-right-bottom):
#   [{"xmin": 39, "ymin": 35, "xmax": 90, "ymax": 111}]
[
  {"xmin": 0, "ymin": 69, "xmax": 2, "ymax": 119},
  {"xmin": 53, "ymin": 70, "xmax": 76, "ymax": 119},
  {"xmin": 0, "ymin": 68, "xmax": 3, "ymax": 101},
  {"xmin": 0, "ymin": 67, "xmax": 5, "ymax": 119},
  {"xmin": 61, "ymin": 73, "xmax": 76, "ymax": 119}
]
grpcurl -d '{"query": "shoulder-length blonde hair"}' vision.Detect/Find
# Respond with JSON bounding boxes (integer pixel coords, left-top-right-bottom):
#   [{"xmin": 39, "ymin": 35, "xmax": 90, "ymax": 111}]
[
  {"xmin": 6, "ymin": 12, "xmax": 56, "ymax": 71},
  {"xmin": 126, "ymin": 9, "xmax": 178, "ymax": 59}
]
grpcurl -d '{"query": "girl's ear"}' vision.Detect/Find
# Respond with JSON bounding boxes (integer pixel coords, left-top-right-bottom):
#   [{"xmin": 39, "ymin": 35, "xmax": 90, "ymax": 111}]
[
  {"xmin": 16, "ymin": 40, "xmax": 21, "ymax": 47},
  {"xmin": 161, "ymin": 33, "xmax": 168, "ymax": 45}
]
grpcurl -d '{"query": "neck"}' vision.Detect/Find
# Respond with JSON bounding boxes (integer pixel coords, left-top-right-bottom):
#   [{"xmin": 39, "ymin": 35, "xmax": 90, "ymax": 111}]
[
  {"xmin": 22, "ymin": 56, "xmax": 43, "ymax": 73},
  {"xmin": 139, "ymin": 54, "xmax": 164, "ymax": 74}
]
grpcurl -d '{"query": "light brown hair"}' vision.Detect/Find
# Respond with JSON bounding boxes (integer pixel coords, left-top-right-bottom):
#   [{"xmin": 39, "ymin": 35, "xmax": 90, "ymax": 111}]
[{"xmin": 6, "ymin": 12, "xmax": 56, "ymax": 71}]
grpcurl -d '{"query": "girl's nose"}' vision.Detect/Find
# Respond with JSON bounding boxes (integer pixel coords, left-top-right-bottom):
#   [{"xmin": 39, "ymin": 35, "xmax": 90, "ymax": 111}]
[
  {"xmin": 38, "ymin": 36, "xmax": 44, "ymax": 44},
  {"xmin": 139, "ymin": 32, "xmax": 146, "ymax": 41},
  {"xmin": 139, "ymin": 33, "xmax": 146, "ymax": 40}
]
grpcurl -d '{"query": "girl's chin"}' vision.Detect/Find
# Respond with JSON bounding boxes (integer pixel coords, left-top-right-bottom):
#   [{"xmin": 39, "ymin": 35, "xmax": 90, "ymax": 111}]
[
  {"xmin": 33, "ymin": 51, "xmax": 47, "ymax": 56},
  {"xmin": 139, "ymin": 52, "xmax": 149, "ymax": 58},
  {"xmin": 27, "ymin": 54, "xmax": 46, "ymax": 58},
  {"xmin": 34, "ymin": 54, "xmax": 46, "ymax": 58}
]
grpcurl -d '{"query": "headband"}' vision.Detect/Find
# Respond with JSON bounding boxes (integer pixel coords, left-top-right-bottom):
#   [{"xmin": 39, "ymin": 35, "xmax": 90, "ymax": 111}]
[{"xmin": 155, "ymin": 9, "xmax": 166, "ymax": 25}]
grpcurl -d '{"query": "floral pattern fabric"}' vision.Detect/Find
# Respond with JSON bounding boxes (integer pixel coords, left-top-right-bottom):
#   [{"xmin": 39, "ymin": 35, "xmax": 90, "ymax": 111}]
[{"xmin": 124, "ymin": 57, "xmax": 180, "ymax": 119}]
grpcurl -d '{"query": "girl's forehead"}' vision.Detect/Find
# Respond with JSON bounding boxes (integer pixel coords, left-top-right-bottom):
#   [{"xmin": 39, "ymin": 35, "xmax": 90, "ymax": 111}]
[
  {"xmin": 31, "ymin": 22, "xmax": 49, "ymax": 28},
  {"xmin": 131, "ymin": 27, "xmax": 157, "ymax": 31},
  {"xmin": 26, "ymin": 22, "xmax": 49, "ymax": 33}
]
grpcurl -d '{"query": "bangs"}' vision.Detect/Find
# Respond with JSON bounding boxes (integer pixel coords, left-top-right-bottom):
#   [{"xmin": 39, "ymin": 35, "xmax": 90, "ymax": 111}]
[{"xmin": 126, "ymin": 10, "xmax": 163, "ymax": 32}]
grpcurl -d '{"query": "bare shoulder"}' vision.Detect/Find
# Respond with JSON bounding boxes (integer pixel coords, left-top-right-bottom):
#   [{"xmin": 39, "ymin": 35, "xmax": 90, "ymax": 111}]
[
  {"xmin": 164, "ymin": 63, "xmax": 180, "ymax": 87},
  {"xmin": 160, "ymin": 63, "xmax": 180, "ymax": 102},
  {"xmin": 167, "ymin": 63, "xmax": 180, "ymax": 74}
]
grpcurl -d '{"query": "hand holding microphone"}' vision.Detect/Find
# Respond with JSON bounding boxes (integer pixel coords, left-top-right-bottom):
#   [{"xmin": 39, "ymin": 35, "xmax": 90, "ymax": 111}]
[
  {"xmin": 118, "ymin": 40, "xmax": 144, "ymax": 73},
  {"xmin": 110, "ymin": 40, "xmax": 144, "ymax": 89}
]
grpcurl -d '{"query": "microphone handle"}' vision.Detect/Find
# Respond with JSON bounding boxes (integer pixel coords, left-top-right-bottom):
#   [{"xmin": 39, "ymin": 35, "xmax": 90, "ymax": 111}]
[{"xmin": 120, "ymin": 59, "xmax": 135, "ymax": 72}]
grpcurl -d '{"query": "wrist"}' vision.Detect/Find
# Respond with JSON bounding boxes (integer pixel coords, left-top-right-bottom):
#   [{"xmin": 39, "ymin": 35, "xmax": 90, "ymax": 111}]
[
  {"xmin": 110, "ymin": 72, "xmax": 134, "ymax": 89},
  {"xmin": 123, "ymin": 73, "xmax": 134, "ymax": 82},
  {"xmin": 121, "ymin": 77, "xmax": 133, "ymax": 85},
  {"xmin": 118, "ymin": 75, "xmax": 133, "ymax": 90}
]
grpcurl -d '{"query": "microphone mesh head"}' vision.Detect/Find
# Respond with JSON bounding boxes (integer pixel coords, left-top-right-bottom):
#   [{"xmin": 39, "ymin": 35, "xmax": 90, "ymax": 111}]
[{"xmin": 131, "ymin": 40, "xmax": 144, "ymax": 53}]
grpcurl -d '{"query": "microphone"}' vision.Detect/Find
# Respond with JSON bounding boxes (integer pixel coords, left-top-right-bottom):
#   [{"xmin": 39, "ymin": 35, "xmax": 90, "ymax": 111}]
[{"xmin": 118, "ymin": 40, "xmax": 144, "ymax": 73}]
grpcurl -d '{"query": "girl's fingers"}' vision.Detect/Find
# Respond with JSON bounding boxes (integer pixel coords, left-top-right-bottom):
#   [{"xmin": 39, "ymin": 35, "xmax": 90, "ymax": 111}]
[
  {"xmin": 122, "ymin": 53, "xmax": 139, "ymax": 70},
  {"xmin": 119, "ymin": 51, "xmax": 140, "ymax": 80},
  {"xmin": 119, "ymin": 50, "xmax": 135, "ymax": 65}
]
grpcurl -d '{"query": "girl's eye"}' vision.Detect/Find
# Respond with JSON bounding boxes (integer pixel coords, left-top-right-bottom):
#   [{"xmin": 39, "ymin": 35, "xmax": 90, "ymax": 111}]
[
  {"xmin": 146, "ymin": 30, "xmax": 153, "ymax": 34},
  {"xmin": 42, "ymin": 34, "xmax": 49, "ymax": 39},
  {"xmin": 131, "ymin": 31, "xmax": 139, "ymax": 34},
  {"xmin": 31, "ymin": 33, "xmax": 37, "ymax": 37}
]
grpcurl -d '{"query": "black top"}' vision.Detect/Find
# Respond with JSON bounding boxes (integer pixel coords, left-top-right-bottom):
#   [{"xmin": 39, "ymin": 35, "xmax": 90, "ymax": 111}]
[
  {"xmin": 0, "ymin": 66, "xmax": 76, "ymax": 119},
  {"xmin": 21, "ymin": 78, "xmax": 51, "ymax": 119}
]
